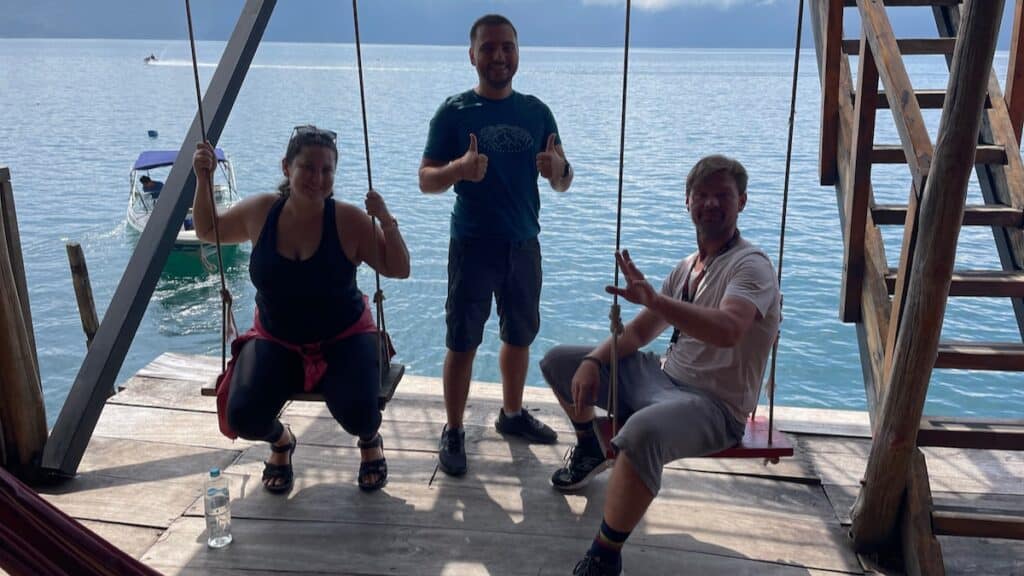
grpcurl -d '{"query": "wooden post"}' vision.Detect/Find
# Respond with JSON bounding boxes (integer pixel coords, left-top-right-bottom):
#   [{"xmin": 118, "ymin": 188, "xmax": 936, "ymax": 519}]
[
  {"xmin": 1006, "ymin": 0, "xmax": 1024, "ymax": 144},
  {"xmin": 900, "ymin": 450, "xmax": 945, "ymax": 575},
  {"xmin": 0, "ymin": 167, "xmax": 47, "ymax": 480},
  {"xmin": 0, "ymin": 169, "xmax": 38, "ymax": 379},
  {"xmin": 66, "ymin": 243, "xmax": 99, "ymax": 348},
  {"xmin": 820, "ymin": 0, "xmax": 843, "ymax": 185},
  {"xmin": 850, "ymin": 0, "xmax": 1006, "ymax": 551}
]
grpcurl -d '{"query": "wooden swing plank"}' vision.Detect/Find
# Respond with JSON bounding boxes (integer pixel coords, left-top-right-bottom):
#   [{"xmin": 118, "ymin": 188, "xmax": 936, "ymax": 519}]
[
  {"xmin": 200, "ymin": 363, "xmax": 405, "ymax": 410},
  {"xmin": 594, "ymin": 415, "xmax": 794, "ymax": 462}
]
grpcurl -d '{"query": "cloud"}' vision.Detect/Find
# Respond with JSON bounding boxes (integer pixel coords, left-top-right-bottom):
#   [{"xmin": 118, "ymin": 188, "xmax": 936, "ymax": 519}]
[{"xmin": 581, "ymin": 0, "xmax": 777, "ymax": 11}]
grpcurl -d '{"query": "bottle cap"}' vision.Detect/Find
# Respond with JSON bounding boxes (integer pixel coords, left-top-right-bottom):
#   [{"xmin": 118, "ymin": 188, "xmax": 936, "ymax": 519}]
[{"xmin": 210, "ymin": 467, "xmax": 221, "ymax": 478}]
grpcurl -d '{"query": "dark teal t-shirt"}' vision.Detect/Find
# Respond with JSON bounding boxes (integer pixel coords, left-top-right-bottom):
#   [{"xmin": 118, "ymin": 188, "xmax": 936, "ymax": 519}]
[{"xmin": 423, "ymin": 90, "xmax": 559, "ymax": 241}]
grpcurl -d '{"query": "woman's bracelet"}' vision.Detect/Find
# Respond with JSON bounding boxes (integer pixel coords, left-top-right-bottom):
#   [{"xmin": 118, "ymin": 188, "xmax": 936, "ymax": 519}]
[
  {"xmin": 580, "ymin": 356, "xmax": 602, "ymax": 369},
  {"xmin": 381, "ymin": 217, "xmax": 399, "ymax": 230}
]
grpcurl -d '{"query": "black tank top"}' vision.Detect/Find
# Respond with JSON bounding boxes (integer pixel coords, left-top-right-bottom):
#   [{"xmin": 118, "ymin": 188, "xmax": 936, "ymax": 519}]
[{"xmin": 250, "ymin": 196, "xmax": 365, "ymax": 344}]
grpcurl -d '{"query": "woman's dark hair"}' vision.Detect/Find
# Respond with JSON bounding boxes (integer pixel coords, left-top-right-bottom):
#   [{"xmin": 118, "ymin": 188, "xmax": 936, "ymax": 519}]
[{"xmin": 277, "ymin": 126, "xmax": 339, "ymax": 197}]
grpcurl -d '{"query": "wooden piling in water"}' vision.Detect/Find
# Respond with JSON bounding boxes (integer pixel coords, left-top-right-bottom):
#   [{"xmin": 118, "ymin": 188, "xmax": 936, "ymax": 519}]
[
  {"xmin": 0, "ymin": 167, "xmax": 47, "ymax": 479},
  {"xmin": 66, "ymin": 243, "xmax": 100, "ymax": 348}
]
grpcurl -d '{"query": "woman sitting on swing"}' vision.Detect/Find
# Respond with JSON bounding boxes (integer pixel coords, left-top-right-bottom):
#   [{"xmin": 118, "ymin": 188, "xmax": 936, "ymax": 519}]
[{"xmin": 192, "ymin": 125, "xmax": 410, "ymax": 493}]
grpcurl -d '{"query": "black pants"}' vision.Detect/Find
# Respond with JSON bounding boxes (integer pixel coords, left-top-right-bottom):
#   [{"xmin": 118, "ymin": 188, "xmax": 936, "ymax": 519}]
[{"xmin": 227, "ymin": 333, "xmax": 382, "ymax": 442}]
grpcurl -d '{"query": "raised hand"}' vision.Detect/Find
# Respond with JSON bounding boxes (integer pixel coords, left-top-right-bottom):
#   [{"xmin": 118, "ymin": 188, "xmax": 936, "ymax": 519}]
[
  {"xmin": 459, "ymin": 133, "xmax": 488, "ymax": 183},
  {"xmin": 364, "ymin": 188, "xmax": 393, "ymax": 225},
  {"xmin": 192, "ymin": 141, "xmax": 216, "ymax": 180},
  {"xmin": 535, "ymin": 133, "xmax": 564, "ymax": 180},
  {"xmin": 605, "ymin": 250, "xmax": 657, "ymax": 307}
]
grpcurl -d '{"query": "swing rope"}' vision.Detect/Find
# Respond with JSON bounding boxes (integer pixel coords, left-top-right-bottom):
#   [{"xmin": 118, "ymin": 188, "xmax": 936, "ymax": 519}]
[
  {"xmin": 185, "ymin": 0, "xmax": 233, "ymax": 374},
  {"xmin": 606, "ymin": 0, "xmax": 632, "ymax": 438},
  {"xmin": 352, "ymin": 0, "xmax": 389, "ymax": 387}
]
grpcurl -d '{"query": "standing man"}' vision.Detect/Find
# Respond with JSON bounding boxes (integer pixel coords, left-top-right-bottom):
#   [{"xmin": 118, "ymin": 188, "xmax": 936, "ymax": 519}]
[
  {"xmin": 419, "ymin": 14, "xmax": 573, "ymax": 476},
  {"xmin": 540, "ymin": 156, "xmax": 781, "ymax": 575}
]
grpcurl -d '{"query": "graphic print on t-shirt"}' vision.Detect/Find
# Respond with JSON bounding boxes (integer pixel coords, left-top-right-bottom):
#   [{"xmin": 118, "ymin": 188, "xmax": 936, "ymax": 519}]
[{"xmin": 479, "ymin": 124, "xmax": 534, "ymax": 154}]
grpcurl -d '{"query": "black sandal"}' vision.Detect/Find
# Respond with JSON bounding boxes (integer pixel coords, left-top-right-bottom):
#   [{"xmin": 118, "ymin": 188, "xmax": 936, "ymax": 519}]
[
  {"xmin": 262, "ymin": 425, "xmax": 296, "ymax": 494},
  {"xmin": 357, "ymin": 433, "xmax": 388, "ymax": 492}
]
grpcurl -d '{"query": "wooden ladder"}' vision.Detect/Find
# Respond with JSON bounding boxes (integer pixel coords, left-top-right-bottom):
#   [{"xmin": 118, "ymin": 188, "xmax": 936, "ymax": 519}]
[{"xmin": 811, "ymin": 0, "xmax": 1024, "ymax": 571}]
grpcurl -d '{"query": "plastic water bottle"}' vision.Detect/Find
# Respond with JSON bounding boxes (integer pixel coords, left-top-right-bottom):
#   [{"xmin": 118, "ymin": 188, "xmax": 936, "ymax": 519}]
[{"xmin": 204, "ymin": 467, "xmax": 233, "ymax": 548}]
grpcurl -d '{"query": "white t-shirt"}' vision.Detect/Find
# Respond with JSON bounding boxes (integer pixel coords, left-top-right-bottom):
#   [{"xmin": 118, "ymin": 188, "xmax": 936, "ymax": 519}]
[{"xmin": 659, "ymin": 238, "xmax": 782, "ymax": 423}]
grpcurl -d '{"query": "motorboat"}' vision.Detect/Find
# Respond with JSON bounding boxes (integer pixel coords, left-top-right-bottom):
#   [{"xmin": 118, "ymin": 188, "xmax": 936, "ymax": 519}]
[{"xmin": 127, "ymin": 149, "xmax": 241, "ymax": 262}]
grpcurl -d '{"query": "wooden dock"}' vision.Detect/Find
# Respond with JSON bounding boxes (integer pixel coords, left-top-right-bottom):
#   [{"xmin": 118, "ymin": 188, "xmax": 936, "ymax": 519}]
[{"xmin": 23, "ymin": 353, "xmax": 1024, "ymax": 575}]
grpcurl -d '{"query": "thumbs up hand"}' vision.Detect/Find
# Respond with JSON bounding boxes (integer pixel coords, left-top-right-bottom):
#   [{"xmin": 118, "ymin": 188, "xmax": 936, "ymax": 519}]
[
  {"xmin": 535, "ymin": 133, "xmax": 565, "ymax": 180},
  {"xmin": 458, "ymin": 133, "xmax": 488, "ymax": 183}
]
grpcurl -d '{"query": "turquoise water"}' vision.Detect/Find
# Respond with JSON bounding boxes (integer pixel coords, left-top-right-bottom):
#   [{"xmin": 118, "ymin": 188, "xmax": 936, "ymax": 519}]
[{"xmin": 1, "ymin": 39, "xmax": 1021, "ymax": 425}]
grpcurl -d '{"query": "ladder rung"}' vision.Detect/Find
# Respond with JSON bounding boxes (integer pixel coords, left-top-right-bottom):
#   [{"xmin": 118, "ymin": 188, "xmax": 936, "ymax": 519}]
[
  {"xmin": 871, "ymin": 144, "xmax": 1006, "ymax": 165},
  {"xmin": 918, "ymin": 416, "xmax": 1024, "ymax": 450},
  {"xmin": 932, "ymin": 507, "xmax": 1024, "ymax": 540},
  {"xmin": 936, "ymin": 342, "xmax": 1024, "ymax": 371},
  {"xmin": 872, "ymin": 204, "xmax": 1024, "ymax": 227},
  {"xmin": 884, "ymin": 269, "xmax": 1024, "ymax": 297},
  {"xmin": 852, "ymin": 89, "xmax": 991, "ymax": 109},
  {"xmin": 842, "ymin": 38, "xmax": 957, "ymax": 56},
  {"xmin": 844, "ymin": 0, "xmax": 960, "ymax": 6}
]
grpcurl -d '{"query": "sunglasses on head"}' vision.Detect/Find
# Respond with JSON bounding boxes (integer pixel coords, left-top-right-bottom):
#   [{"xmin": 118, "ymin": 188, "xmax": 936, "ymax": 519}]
[{"xmin": 291, "ymin": 124, "xmax": 337, "ymax": 143}]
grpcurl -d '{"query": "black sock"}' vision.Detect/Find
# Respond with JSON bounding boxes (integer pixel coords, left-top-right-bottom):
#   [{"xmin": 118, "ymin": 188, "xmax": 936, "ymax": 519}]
[
  {"xmin": 588, "ymin": 518, "xmax": 630, "ymax": 565},
  {"xmin": 572, "ymin": 419, "xmax": 602, "ymax": 455}
]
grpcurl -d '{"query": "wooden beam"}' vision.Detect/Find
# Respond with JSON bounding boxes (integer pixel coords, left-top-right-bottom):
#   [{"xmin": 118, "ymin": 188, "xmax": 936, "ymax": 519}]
[
  {"xmin": 872, "ymin": 203, "xmax": 1024, "ymax": 227},
  {"xmin": 936, "ymin": 5, "xmax": 1024, "ymax": 340},
  {"xmin": 841, "ymin": 31, "xmax": 879, "ymax": 323},
  {"xmin": 933, "ymin": 507, "xmax": 1024, "ymax": 540},
  {"xmin": 842, "ymin": 37, "xmax": 957, "ymax": 55},
  {"xmin": 844, "ymin": 0, "xmax": 960, "ymax": 5},
  {"xmin": 0, "ymin": 167, "xmax": 47, "ymax": 480},
  {"xmin": 821, "ymin": 0, "xmax": 843, "ymax": 185},
  {"xmin": 41, "ymin": 0, "xmax": 279, "ymax": 478},
  {"xmin": 917, "ymin": 416, "xmax": 1024, "ymax": 450},
  {"xmin": 900, "ymin": 450, "xmax": 945, "ymax": 576},
  {"xmin": 860, "ymin": 89, "xmax": 991, "ymax": 110},
  {"xmin": 858, "ymin": 0, "xmax": 933, "ymax": 403},
  {"xmin": 851, "ymin": 0, "xmax": 1005, "ymax": 551},
  {"xmin": 884, "ymin": 269, "xmax": 1024, "ymax": 297},
  {"xmin": 810, "ymin": 0, "xmax": 893, "ymax": 426},
  {"xmin": 871, "ymin": 144, "xmax": 1006, "ymax": 165},
  {"xmin": 1006, "ymin": 0, "xmax": 1024, "ymax": 144},
  {"xmin": 935, "ymin": 341, "xmax": 1024, "ymax": 371}
]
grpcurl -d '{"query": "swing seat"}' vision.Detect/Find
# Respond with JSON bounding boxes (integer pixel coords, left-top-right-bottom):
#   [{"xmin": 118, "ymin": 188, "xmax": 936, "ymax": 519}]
[
  {"xmin": 593, "ymin": 413, "xmax": 793, "ymax": 463},
  {"xmin": 200, "ymin": 362, "xmax": 405, "ymax": 411}
]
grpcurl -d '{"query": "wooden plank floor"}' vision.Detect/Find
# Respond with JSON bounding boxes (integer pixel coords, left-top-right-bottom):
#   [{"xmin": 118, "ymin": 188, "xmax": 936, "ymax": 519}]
[{"xmin": 29, "ymin": 353, "xmax": 1024, "ymax": 575}]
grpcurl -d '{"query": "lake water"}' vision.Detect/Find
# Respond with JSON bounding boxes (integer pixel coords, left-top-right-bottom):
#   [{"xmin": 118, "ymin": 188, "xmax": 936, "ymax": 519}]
[{"xmin": 1, "ymin": 38, "xmax": 1021, "ymax": 425}]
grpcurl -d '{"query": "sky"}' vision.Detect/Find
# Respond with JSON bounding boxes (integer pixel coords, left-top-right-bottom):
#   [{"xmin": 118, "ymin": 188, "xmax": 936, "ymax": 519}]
[{"xmin": 0, "ymin": 0, "xmax": 1015, "ymax": 49}]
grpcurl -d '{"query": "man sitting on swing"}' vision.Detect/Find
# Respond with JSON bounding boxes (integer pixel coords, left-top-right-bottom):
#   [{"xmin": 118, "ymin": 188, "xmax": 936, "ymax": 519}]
[{"xmin": 540, "ymin": 155, "xmax": 781, "ymax": 575}]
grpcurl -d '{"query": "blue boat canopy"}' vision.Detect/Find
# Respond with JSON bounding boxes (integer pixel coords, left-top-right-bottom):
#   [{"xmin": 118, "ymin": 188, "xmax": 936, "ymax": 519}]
[{"xmin": 133, "ymin": 149, "xmax": 226, "ymax": 171}]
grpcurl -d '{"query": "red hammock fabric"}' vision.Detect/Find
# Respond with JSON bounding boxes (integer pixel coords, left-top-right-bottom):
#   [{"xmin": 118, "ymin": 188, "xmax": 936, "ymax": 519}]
[{"xmin": 0, "ymin": 467, "xmax": 162, "ymax": 576}]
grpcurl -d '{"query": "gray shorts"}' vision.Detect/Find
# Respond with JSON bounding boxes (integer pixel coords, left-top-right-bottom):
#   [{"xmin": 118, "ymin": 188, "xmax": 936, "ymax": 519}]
[
  {"xmin": 539, "ymin": 344, "xmax": 745, "ymax": 495},
  {"xmin": 446, "ymin": 237, "xmax": 542, "ymax": 352}
]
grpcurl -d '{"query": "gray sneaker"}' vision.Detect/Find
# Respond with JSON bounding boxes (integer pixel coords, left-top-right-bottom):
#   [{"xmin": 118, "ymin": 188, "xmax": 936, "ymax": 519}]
[
  {"xmin": 550, "ymin": 444, "xmax": 611, "ymax": 492},
  {"xmin": 438, "ymin": 425, "xmax": 467, "ymax": 476},
  {"xmin": 495, "ymin": 408, "xmax": 558, "ymax": 444}
]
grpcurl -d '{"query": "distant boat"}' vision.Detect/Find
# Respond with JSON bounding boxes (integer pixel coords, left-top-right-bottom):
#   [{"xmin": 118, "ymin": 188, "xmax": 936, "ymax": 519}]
[
  {"xmin": 144, "ymin": 54, "xmax": 158, "ymax": 64},
  {"xmin": 127, "ymin": 149, "xmax": 242, "ymax": 260}
]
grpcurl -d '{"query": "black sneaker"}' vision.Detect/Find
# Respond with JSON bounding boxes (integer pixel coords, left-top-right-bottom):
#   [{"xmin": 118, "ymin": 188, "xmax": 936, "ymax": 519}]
[
  {"xmin": 495, "ymin": 409, "xmax": 558, "ymax": 444},
  {"xmin": 573, "ymin": 552, "xmax": 622, "ymax": 576},
  {"xmin": 438, "ymin": 424, "xmax": 467, "ymax": 476},
  {"xmin": 550, "ymin": 444, "xmax": 611, "ymax": 492}
]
